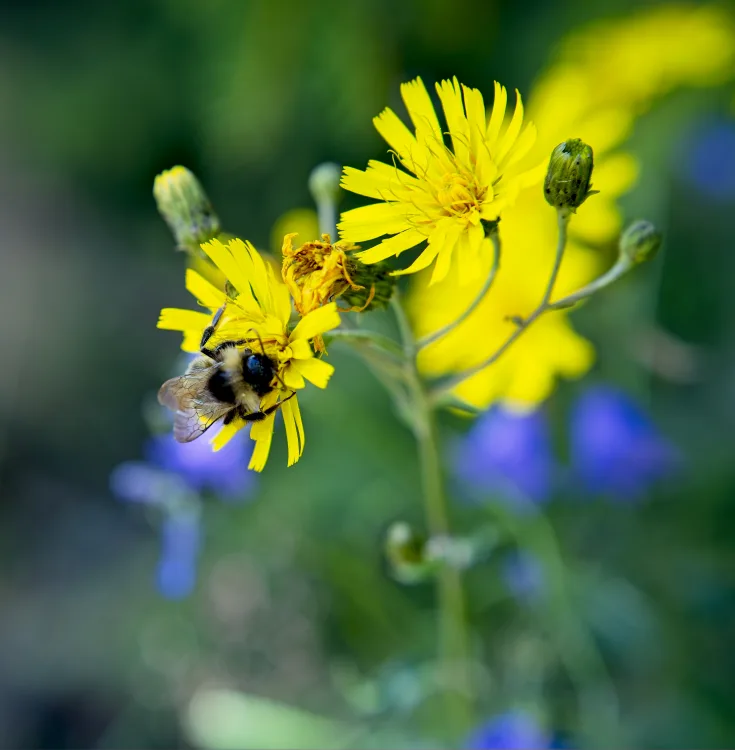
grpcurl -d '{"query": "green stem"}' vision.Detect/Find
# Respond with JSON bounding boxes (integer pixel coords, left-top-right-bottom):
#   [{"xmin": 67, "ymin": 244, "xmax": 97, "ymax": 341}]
[
  {"xmin": 547, "ymin": 256, "xmax": 633, "ymax": 311},
  {"xmin": 417, "ymin": 230, "xmax": 501, "ymax": 351},
  {"xmin": 430, "ymin": 210, "xmax": 570, "ymax": 402},
  {"xmin": 390, "ymin": 295, "xmax": 473, "ymax": 738}
]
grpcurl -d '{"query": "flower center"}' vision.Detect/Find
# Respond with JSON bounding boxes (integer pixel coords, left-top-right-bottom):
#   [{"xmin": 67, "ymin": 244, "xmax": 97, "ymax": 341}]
[{"xmin": 436, "ymin": 171, "xmax": 488, "ymax": 220}]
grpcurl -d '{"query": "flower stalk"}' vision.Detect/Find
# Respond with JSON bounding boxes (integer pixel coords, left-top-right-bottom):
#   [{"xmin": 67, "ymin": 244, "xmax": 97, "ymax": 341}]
[{"xmin": 429, "ymin": 208, "xmax": 571, "ymax": 403}]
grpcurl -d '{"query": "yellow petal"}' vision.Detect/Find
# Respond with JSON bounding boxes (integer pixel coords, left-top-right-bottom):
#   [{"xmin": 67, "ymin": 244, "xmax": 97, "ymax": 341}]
[
  {"xmin": 496, "ymin": 89, "xmax": 525, "ymax": 164},
  {"xmin": 281, "ymin": 396, "xmax": 304, "ymax": 466},
  {"xmin": 211, "ymin": 420, "xmax": 244, "ymax": 451},
  {"xmin": 181, "ymin": 329, "xmax": 203, "ymax": 353},
  {"xmin": 185, "ymin": 269, "xmax": 225, "ymax": 309},
  {"xmin": 436, "ymin": 77, "xmax": 470, "ymax": 166},
  {"xmin": 158, "ymin": 307, "xmax": 212, "ymax": 333},
  {"xmin": 248, "ymin": 413, "xmax": 276, "ymax": 472},
  {"xmin": 391, "ymin": 244, "xmax": 440, "ymax": 276},
  {"xmin": 291, "ymin": 357, "xmax": 335, "ymax": 389},
  {"xmin": 341, "ymin": 161, "xmax": 419, "ymax": 201},
  {"xmin": 373, "ymin": 107, "xmax": 419, "ymax": 168},
  {"xmin": 356, "ymin": 227, "xmax": 426, "ymax": 264},
  {"xmin": 290, "ymin": 302, "xmax": 341, "ymax": 342},
  {"xmin": 401, "ymin": 77, "xmax": 443, "ymax": 143},
  {"xmin": 288, "ymin": 338, "xmax": 313, "ymax": 359},
  {"xmin": 200, "ymin": 238, "xmax": 251, "ymax": 296},
  {"xmin": 486, "ymin": 81, "xmax": 508, "ymax": 146},
  {"xmin": 429, "ymin": 222, "xmax": 463, "ymax": 284},
  {"xmin": 283, "ymin": 366, "xmax": 306, "ymax": 390},
  {"xmin": 338, "ymin": 203, "xmax": 413, "ymax": 241},
  {"xmin": 460, "ymin": 84, "xmax": 487, "ymax": 156}
]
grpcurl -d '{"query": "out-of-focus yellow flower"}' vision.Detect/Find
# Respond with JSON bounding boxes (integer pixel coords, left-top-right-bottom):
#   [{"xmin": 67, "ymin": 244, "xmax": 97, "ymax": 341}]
[
  {"xmin": 158, "ymin": 238, "xmax": 340, "ymax": 471},
  {"xmin": 411, "ymin": 4, "xmax": 735, "ymax": 410},
  {"xmin": 339, "ymin": 77, "xmax": 542, "ymax": 284}
]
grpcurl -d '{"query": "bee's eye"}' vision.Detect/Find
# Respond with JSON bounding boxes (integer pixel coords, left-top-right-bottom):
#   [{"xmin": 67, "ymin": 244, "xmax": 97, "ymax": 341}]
[{"xmin": 243, "ymin": 354, "xmax": 273, "ymax": 389}]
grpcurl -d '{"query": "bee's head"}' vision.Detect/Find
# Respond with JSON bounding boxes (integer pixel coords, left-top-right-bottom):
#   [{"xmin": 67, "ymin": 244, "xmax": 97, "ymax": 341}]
[{"xmin": 242, "ymin": 352, "xmax": 276, "ymax": 395}]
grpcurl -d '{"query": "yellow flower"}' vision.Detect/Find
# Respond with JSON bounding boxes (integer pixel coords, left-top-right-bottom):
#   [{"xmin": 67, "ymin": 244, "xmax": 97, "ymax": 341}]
[
  {"xmin": 158, "ymin": 237, "xmax": 340, "ymax": 471},
  {"xmin": 339, "ymin": 77, "xmax": 543, "ymax": 285},
  {"xmin": 410, "ymin": 4, "xmax": 735, "ymax": 411}
]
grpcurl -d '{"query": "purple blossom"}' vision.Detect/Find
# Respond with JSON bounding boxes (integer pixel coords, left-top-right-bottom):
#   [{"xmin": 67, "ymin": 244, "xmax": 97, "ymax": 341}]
[
  {"xmin": 570, "ymin": 386, "xmax": 680, "ymax": 500},
  {"xmin": 465, "ymin": 710, "xmax": 551, "ymax": 750},
  {"xmin": 156, "ymin": 513, "xmax": 201, "ymax": 599},
  {"xmin": 454, "ymin": 405, "xmax": 555, "ymax": 506},
  {"xmin": 145, "ymin": 431, "xmax": 255, "ymax": 500}
]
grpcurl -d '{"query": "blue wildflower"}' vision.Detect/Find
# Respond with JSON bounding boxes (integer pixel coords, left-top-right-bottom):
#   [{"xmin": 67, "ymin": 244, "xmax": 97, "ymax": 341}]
[
  {"xmin": 465, "ymin": 710, "xmax": 551, "ymax": 750},
  {"xmin": 156, "ymin": 513, "xmax": 201, "ymax": 600},
  {"xmin": 145, "ymin": 430, "xmax": 255, "ymax": 500},
  {"xmin": 569, "ymin": 385, "xmax": 680, "ymax": 500},
  {"xmin": 682, "ymin": 121, "xmax": 735, "ymax": 200},
  {"xmin": 454, "ymin": 405, "xmax": 555, "ymax": 506}
]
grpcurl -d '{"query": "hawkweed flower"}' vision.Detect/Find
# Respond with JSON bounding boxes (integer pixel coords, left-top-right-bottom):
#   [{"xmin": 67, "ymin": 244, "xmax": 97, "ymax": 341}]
[
  {"xmin": 570, "ymin": 385, "xmax": 680, "ymax": 500},
  {"xmin": 339, "ymin": 77, "xmax": 542, "ymax": 284},
  {"xmin": 158, "ymin": 237, "xmax": 340, "ymax": 470}
]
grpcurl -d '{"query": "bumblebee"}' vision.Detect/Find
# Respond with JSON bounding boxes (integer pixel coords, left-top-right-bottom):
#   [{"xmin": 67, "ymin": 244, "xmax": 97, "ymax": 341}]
[{"xmin": 158, "ymin": 305, "xmax": 293, "ymax": 442}]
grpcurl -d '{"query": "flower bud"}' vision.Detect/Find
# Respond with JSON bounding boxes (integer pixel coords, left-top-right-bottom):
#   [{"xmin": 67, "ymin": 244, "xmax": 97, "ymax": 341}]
[
  {"xmin": 619, "ymin": 219, "xmax": 663, "ymax": 264},
  {"xmin": 384, "ymin": 522, "xmax": 434, "ymax": 584},
  {"xmin": 544, "ymin": 139, "xmax": 596, "ymax": 211},
  {"xmin": 308, "ymin": 162, "xmax": 343, "ymax": 207},
  {"xmin": 154, "ymin": 166, "xmax": 220, "ymax": 251}
]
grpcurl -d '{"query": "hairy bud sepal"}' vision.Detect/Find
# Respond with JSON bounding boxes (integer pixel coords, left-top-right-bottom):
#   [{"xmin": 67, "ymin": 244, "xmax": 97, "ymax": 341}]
[
  {"xmin": 619, "ymin": 219, "xmax": 663, "ymax": 265},
  {"xmin": 544, "ymin": 139, "xmax": 597, "ymax": 212},
  {"xmin": 153, "ymin": 166, "xmax": 220, "ymax": 251}
]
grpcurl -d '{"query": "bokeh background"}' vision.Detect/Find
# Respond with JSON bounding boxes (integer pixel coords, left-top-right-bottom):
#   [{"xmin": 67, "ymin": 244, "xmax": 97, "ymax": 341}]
[{"xmin": 2, "ymin": 0, "xmax": 735, "ymax": 747}]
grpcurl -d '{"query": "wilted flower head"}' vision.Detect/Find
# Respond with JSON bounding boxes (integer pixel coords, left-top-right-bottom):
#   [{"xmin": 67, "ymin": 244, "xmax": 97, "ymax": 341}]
[
  {"xmin": 158, "ymin": 237, "xmax": 341, "ymax": 470},
  {"xmin": 454, "ymin": 405, "xmax": 555, "ymax": 507},
  {"xmin": 340, "ymin": 77, "xmax": 542, "ymax": 284},
  {"xmin": 281, "ymin": 233, "xmax": 393, "ymax": 350},
  {"xmin": 465, "ymin": 710, "xmax": 551, "ymax": 750},
  {"xmin": 570, "ymin": 385, "xmax": 680, "ymax": 500}
]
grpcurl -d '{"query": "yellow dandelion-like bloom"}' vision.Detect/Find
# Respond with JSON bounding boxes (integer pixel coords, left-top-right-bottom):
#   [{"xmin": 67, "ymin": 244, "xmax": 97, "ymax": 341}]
[
  {"xmin": 410, "ymin": 4, "xmax": 735, "ymax": 411},
  {"xmin": 158, "ymin": 237, "xmax": 340, "ymax": 471},
  {"xmin": 339, "ymin": 77, "xmax": 542, "ymax": 285}
]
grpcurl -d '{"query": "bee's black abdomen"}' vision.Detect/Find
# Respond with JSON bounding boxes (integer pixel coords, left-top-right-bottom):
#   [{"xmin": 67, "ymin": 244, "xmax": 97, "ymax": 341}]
[
  {"xmin": 207, "ymin": 369, "xmax": 237, "ymax": 404},
  {"xmin": 242, "ymin": 353, "xmax": 275, "ymax": 396}
]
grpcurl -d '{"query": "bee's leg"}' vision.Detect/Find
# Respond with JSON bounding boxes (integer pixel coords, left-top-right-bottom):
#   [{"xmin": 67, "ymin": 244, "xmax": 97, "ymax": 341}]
[
  {"xmin": 239, "ymin": 392, "xmax": 296, "ymax": 422},
  {"xmin": 200, "ymin": 304, "xmax": 227, "ymax": 357},
  {"xmin": 212, "ymin": 339, "xmax": 251, "ymax": 359},
  {"xmin": 223, "ymin": 409, "xmax": 237, "ymax": 425}
]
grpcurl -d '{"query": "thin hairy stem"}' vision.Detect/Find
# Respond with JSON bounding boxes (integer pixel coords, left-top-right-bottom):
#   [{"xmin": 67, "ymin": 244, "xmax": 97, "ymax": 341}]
[
  {"xmin": 417, "ymin": 230, "xmax": 501, "ymax": 351},
  {"xmin": 430, "ymin": 209, "xmax": 570, "ymax": 402},
  {"xmin": 390, "ymin": 294, "xmax": 473, "ymax": 739},
  {"xmin": 547, "ymin": 256, "xmax": 633, "ymax": 311}
]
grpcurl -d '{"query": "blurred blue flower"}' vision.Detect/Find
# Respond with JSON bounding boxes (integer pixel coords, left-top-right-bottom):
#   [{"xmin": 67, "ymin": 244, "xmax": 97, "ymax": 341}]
[
  {"xmin": 570, "ymin": 386, "xmax": 680, "ymax": 500},
  {"xmin": 156, "ymin": 513, "xmax": 201, "ymax": 599},
  {"xmin": 682, "ymin": 121, "xmax": 735, "ymax": 200},
  {"xmin": 454, "ymin": 405, "xmax": 555, "ymax": 506},
  {"xmin": 501, "ymin": 550, "xmax": 546, "ymax": 604},
  {"xmin": 145, "ymin": 430, "xmax": 255, "ymax": 500},
  {"xmin": 465, "ymin": 710, "xmax": 550, "ymax": 750}
]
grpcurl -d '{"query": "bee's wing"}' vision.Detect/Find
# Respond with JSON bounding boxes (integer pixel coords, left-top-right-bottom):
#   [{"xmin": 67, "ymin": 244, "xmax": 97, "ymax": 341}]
[{"xmin": 158, "ymin": 366, "xmax": 233, "ymax": 443}]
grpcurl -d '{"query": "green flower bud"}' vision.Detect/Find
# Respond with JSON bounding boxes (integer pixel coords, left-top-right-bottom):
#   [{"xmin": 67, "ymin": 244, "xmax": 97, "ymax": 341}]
[
  {"xmin": 308, "ymin": 162, "xmax": 342, "ymax": 207},
  {"xmin": 154, "ymin": 166, "xmax": 220, "ymax": 251},
  {"xmin": 384, "ymin": 522, "xmax": 434, "ymax": 584},
  {"xmin": 544, "ymin": 139, "xmax": 597, "ymax": 211},
  {"xmin": 619, "ymin": 219, "xmax": 663, "ymax": 264}
]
